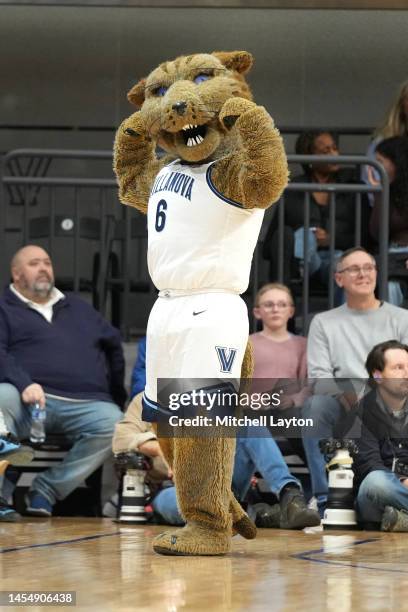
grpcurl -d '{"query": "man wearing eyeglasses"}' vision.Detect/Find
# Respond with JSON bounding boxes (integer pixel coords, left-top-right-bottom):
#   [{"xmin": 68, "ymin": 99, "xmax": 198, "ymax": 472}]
[{"xmin": 302, "ymin": 246, "xmax": 408, "ymax": 515}]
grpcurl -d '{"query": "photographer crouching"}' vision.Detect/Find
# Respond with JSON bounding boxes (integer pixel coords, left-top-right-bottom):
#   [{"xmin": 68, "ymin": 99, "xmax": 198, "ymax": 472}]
[
  {"xmin": 110, "ymin": 392, "xmax": 180, "ymax": 525},
  {"xmin": 354, "ymin": 340, "xmax": 408, "ymax": 531}
]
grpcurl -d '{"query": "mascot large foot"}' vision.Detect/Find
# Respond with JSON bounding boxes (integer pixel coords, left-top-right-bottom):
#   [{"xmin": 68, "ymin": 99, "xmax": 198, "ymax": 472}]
[
  {"xmin": 153, "ymin": 435, "xmax": 235, "ymax": 556},
  {"xmin": 156, "ymin": 426, "xmax": 257, "ymax": 543},
  {"xmin": 152, "ymin": 500, "xmax": 256, "ymax": 556},
  {"xmin": 153, "ymin": 522, "xmax": 231, "ymax": 556}
]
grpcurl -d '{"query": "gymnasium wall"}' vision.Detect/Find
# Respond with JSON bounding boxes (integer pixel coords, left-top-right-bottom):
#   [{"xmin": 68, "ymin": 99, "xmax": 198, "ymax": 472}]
[
  {"xmin": 1, "ymin": 6, "xmax": 407, "ymax": 153},
  {"xmin": 1, "ymin": 5, "xmax": 406, "ymax": 332}
]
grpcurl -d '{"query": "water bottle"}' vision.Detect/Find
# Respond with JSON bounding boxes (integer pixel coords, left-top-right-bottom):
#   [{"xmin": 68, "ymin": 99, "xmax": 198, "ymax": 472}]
[{"xmin": 30, "ymin": 403, "xmax": 46, "ymax": 444}]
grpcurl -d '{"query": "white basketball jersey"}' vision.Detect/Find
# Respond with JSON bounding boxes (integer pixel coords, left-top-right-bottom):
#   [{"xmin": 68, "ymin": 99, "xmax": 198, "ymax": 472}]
[{"xmin": 147, "ymin": 160, "xmax": 264, "ymax": 293}]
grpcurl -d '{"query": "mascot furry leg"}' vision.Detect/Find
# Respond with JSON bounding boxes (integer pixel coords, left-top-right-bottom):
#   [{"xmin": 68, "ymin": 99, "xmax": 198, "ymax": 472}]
[{"xmin": 153, "ymin": 344, "xmax": 255, "ymax": 555}]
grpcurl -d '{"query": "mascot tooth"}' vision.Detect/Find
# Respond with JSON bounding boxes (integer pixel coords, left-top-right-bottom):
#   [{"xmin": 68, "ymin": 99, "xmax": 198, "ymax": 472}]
[{"xmin": 114, "ymin": 50, "xmax": 288, "ymax": 556}]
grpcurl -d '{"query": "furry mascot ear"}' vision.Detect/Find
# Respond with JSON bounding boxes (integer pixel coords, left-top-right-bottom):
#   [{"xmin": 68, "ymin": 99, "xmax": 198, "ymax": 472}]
[
  {"xmin": 212, "ymin": 51, "xmax": 253, "ymax": 75},
  {"xmin": 127, "ymin": 78, "xmax": 146, "ymax": 108}
]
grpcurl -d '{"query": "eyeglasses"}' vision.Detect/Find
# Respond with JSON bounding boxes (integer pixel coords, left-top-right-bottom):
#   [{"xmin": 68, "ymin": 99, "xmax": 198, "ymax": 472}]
[
  {"xmin": 337, "ymin": 263, "xmax": 376, "ymax": 277},
  {"xmin": 258, "ymin": 301, "xmax": 293, "ymax": 310}
]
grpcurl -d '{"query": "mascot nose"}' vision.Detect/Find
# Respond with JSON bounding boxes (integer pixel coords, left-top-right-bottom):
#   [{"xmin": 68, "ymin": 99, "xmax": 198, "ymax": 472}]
[{"xmin": 172, "ymin": 101, "xmax": 187, "ymax": 116}]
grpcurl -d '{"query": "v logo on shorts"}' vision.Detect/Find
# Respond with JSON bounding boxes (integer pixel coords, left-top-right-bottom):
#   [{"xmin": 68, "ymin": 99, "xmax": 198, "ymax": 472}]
[{"xmin": 215, "ymin": 346, "xmax": 238, "ymax": 373}]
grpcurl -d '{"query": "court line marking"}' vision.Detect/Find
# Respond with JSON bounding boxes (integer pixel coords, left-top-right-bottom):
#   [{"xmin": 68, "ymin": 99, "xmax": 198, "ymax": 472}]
[
  {"xmin": 0, "ymin": 531, "xmax": 121, "ymax": 554},
  {"xmin": 292, "ymin": 537, "xmax": 408, "ymax": 574}
]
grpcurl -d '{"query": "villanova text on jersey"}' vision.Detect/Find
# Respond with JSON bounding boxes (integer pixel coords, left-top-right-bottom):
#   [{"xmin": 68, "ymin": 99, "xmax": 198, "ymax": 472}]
[{"xmin": 151, "ymin": 170, "xmax": 195, "ymax": 201}]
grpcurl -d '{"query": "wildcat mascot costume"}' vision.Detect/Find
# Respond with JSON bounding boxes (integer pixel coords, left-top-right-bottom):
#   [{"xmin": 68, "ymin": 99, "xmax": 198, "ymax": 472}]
[{"xmin": 114, "ymin": 51, "xmax": 288, "ymax": 556}]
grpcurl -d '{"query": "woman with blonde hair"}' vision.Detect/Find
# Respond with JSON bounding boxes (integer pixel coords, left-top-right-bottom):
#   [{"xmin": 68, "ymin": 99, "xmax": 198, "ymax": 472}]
[
  {"xmin": 364, "ymin": 79, "xmax": 408, "ymax": 186},
  {"xmin": 374, "ymin": 79, "xmax": 408, "ymax": 141}
]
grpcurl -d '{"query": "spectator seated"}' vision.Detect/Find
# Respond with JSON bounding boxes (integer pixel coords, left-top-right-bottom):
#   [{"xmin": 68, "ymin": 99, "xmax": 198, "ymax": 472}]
[{"xmin": 0, "ymin": 245, "xmax": 126, "ymax": 519}]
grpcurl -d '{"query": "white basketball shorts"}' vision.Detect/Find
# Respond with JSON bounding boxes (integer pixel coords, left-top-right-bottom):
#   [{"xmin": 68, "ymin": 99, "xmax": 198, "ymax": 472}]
[{"xmin": 142, "ymin": 292, "xmax": 249, "ymax": 420}]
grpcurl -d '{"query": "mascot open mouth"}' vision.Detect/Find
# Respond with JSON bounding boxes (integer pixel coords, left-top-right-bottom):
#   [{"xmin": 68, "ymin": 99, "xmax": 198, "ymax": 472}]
[
  {"xmin": 180, "ymin": 124, "xmax": 208, "ymax": 147},
  {"xmin": 159, "ymin": 119, "xmax": 219, "ymax": 159}
]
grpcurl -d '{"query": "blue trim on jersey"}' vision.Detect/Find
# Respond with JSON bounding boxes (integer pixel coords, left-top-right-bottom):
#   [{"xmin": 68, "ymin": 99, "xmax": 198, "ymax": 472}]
[
  {"xmin": 206, "ymin": 164, "xmax": 244, "ymax": 209},
  {"xmin": 142, "ymin": 392, "xmax": 173, "ymax": 423}
]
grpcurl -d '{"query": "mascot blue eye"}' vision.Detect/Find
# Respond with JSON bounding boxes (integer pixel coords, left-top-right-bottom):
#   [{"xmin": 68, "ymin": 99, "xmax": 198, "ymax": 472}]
[
  {"xmin": 194, "ymin": 74, "xmax": 211, "ymax": 84},
  {"xmin": 154, "ymin": 86, "xmax": 168, "ymax": 97}
]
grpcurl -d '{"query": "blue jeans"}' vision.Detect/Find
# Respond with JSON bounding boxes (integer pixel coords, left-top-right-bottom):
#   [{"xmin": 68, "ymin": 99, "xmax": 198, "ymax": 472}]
[
  {"xmin": 0, "ymin": 383, "xmax": 122, "ymax": 505},
  {"xmin": 387, "ymin": 245, "xmax": 408, "ymax": 306},
  {"xmin": 294, "ymin": 227, "xmax": 342, "ymax": 279},
  {"xmin": 294, "ymin": 228, "xmax": 344, "ymax": 304},
  {"xmin": 151, "ymin": 425, "xmax": 300, "ymax": 525},
  {"xmin": 357, "ymin": 470, "xmax": 408, "ymax": 523},
  {"xmin": 152, "ymin": 486, "xmax": 184, "ymax": 525},
  {"xmin": 232, "ymin": 425, "xmax": 300, "ymax": 499},
  {"xmin": 301, "ymin": 395, "xmax": 343, "ymax": 503}
]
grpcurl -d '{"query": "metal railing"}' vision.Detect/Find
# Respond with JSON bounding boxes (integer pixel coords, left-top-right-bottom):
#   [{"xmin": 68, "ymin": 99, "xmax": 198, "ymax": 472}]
[
  {"xmin": 257, "ymin": 154, "xmax": 389, "ymax": 332},
  {"xmin": 1, "ymin": 179, "xmax": 116, "ymax": 304},
  {"xmin": 2, "ymin": 148, "xmax": 113, "ymax": 206},
  {"xmin": 0, "ymin": 149, "xmax": 155, "ymax": 338},
  {"xmin": 0, "ymin": 170, "xmax": 119, "ymax": 318},
  {"xmin": 0, "ymin": 149, "xmax": 391, "ymax": 337}
]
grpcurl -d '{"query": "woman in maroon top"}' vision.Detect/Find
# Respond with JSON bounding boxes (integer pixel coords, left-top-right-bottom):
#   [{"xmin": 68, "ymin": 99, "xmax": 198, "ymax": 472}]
[
  {"xmin": 250, "ymin": 282, "xmax": 309, "ymax": 459},
  {"xmin": 251, "ymin": 283, "xmax": 307, "ymax": 395}
]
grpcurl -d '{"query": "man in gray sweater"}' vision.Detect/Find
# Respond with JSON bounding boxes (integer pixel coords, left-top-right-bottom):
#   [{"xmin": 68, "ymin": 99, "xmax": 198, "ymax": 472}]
[{"xmin": 303, "ymin": 247, "xmax": 408, "ymax": 512}]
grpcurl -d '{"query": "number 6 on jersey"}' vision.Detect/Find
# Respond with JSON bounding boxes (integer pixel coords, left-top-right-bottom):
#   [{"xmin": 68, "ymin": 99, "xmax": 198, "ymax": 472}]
[{"xmin": 155, "ymin": 199, "xmax": 167, "ymax": 232}]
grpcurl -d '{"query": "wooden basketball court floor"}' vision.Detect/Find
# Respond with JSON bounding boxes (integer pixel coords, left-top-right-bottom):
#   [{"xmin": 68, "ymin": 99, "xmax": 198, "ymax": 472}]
[{"xmin": 1, "ymin": 519, "xmax": 407, "ymax": 611}]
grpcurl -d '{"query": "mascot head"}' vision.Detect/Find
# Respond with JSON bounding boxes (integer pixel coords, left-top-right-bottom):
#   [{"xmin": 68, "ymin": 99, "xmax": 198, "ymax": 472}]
[{"xmin": 127, "ymin": 51, "xmax": 253, "ymax": 163}]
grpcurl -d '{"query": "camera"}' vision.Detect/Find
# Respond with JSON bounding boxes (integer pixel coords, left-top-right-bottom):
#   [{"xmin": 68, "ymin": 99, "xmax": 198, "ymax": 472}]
[
  {"xmin": 393, "ymin": 459, "xmax": 408, "ymax": 478},
  {"xmin": 319, "ymin": 438, "xmax": 358, "ymax": 529},
  {"xmin": 114, "ymin": 451, "xmax": 151, "ymax": 475},
  {"xmin": 114, "ymin": 452, "xmax": 152, "ymax": 524},
  {"xmin": 319, "ymin": 438, "xmax": 358, "ymax": 460}
]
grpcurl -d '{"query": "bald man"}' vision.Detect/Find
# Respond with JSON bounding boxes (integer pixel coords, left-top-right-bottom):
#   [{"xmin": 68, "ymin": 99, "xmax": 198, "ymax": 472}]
[{"xmin": 0, "ymin": 245, "xmax": 126, "ymax": 519}]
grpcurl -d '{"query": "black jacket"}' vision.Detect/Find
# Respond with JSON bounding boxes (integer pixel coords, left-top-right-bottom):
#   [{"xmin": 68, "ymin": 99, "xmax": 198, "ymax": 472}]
[
  {"xmin": 262, "ymin": 169, "xmax": 370, "ymax": 258},
  {"xmin": 352, "ymin": 388, "xmax": 408, "ymax": 489}
]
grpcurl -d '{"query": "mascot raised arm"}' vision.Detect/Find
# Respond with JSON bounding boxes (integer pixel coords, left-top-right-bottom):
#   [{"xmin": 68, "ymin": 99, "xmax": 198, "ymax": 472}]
[{"xmin": 114, "ymin": 50, "xmax": 288, "ymax": 556}]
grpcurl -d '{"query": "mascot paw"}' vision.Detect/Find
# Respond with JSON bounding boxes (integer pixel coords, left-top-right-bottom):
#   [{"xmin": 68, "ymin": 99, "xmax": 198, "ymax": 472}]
[
  {"xmin": 153, "ymin": 523, "xmax": 231, "ymax": 556},
  {"xmin": 119, "ymin": 111, "xmax": 152, "ymax": 143},
  {"xmin": 219, "ymin": 97, "xmax": 259, "ymax": 130},
  {"xmin": 232, "ymin": 514, "xmax": 257, "ymax": 540}
]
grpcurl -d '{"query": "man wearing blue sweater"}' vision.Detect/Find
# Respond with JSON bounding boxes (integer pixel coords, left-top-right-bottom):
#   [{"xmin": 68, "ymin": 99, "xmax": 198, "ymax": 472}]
[{"xmin": 0, "ymin": 245, "xmax": 126, "ymax": 519}]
